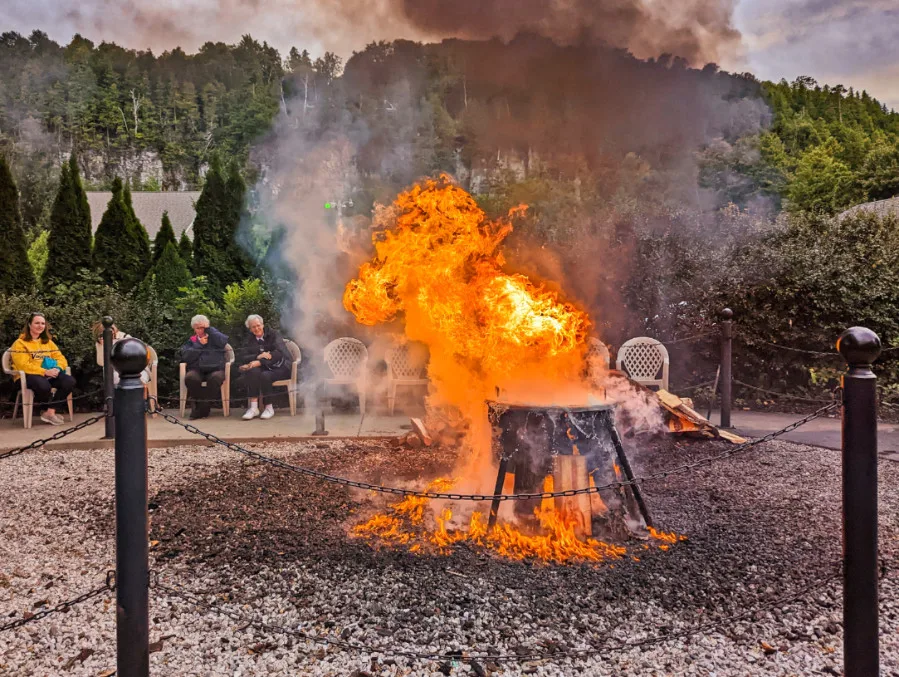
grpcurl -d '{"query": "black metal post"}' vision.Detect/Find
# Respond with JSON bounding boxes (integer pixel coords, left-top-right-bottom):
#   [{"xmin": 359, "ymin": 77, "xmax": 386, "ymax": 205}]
[
  {"xmin": 719, "ymin": 308, "xmax": 733, "ymax": 428},
  {"xmin": 102, "ymin": 316, "xmax": 115, "ymax": 439},
  {"xmin": 608, "ymin": 421, "xmax": 653, "ymax": 528},
  {"xmin": 111, "ymin": 339, "xmax": 150, "ymax": 677},
  {"xmin": 837, "ymin": 327, "xmax": 881, "ymax": 677},
  {"xmin": 487, "ymin": 456, "xmax": 510, "ymax": 529}
]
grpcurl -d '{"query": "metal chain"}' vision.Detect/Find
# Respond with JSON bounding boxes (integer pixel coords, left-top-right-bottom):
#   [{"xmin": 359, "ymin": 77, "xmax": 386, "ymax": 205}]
[
  {"xmin": 0, "ymin": 413, "xmax": 107, "ymax": 462},
  {"xmin": 0, "ymin": 571, "xmax": 115, "ymax": 633},
  {"xmin": 155, "ymin": 562, "xmax": 841, "ymax": 662},
  {"xmin": 674, "ymin": 379, "xmax": 717, "ymax": 393},
  {"xmin": 733, "ymin": 379, "xmax": 835, "ymax": 404},
  {"xmin": 659, "ymin": 331, "xmax": 717, "ymax": 346},
  {"xmin": 149, "ymin": 397, "xmax": 839, "ymax": 502}
]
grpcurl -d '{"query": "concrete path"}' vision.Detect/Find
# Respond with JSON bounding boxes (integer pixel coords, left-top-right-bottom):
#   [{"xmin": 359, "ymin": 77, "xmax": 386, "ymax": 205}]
[
  {"xmin": 712, "ymin": 409, "xmax": 899, "ymax": 456},
  {"xmin": 0, "ymin": 408, "xmax": 415, "ymax": 452}
]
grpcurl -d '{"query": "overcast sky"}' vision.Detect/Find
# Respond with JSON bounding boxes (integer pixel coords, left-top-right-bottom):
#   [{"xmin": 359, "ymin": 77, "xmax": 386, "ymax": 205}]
[{"xmin": 1, "ymin": 0, "xmax": 897, "ymax": 109}]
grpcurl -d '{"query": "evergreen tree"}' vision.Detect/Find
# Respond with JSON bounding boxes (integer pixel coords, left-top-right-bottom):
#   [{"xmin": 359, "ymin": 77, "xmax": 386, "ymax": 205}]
[
  {"xmin": 178, "ymin": 230, "xmax": 193, "ymax": 268},
  {"xmin": 123, "ymin": 182, "xmax": 152, "ymax": 277},
  {"xmin": 786, "ymin": 142, "xmax": 860, "ymax": 214},
  {"xmin": 0, "ymin": 155, "xmax": 36, "ymax": 292},
  {"xmin": 193, "ymin": 157, "xmax": 251, "ymax": 295},
  {"xmin": 44, "ymin": 154, "xmax": 93, "ymax": 289},
  {"xmin": 859, "ymin": 141, "xmax": 899, "ymax": 201},
  {"xmin": 153, "ymin": 211, "xmax": 177, "ymax": 264},
  {"xmin": 147, "ymin": 241, "xmax": 192, "ymax": 301},
  {"xmin": 93, "ymin": 178, "xmax": 149, "ymax": 288}
]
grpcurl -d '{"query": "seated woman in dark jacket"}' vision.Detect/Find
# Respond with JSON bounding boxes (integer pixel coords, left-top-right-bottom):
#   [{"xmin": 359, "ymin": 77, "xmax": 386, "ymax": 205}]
[
  {"xmin": 180, "ymin": 314, "xmax": 229, "ymax": 420},
  {"xmin": 237, "ymin": 314, "xmax": 291, "ymax": 420}
]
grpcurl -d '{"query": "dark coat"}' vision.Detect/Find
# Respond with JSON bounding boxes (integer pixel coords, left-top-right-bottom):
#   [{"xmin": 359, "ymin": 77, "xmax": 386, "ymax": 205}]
[
  {"xmin": 181, "ymin": 326, "xmax": 229, "ymax": 372},
  {"xmin": 238, "ymin": 329, "xmax": 290, "ymax": 371}
]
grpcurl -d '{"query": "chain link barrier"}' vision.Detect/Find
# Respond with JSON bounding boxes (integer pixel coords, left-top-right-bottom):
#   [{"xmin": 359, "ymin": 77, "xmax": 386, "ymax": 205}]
[
  {"xmin": 154, "ymin": 562, "xmax": 843, "ymax": 662},
  {"xmin": 0, "ymin": 413, "xmax": 107, "ymax": 462},
  {"xmin": 0, "ymin": 571, "xmax": 115, "ymax": 633},
  {"xmin": 149, "ymin": 397, "xmax": 839, "ymax": 502},
  {"xmin": 733, "ymin": 379, "xmax": 838, "ymax": 404}
]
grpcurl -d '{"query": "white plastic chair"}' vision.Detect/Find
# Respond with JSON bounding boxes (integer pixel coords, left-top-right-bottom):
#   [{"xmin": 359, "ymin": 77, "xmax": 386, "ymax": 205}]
[
  {"xmin": 146, "ymin": 345, "xmax": 159, "ymax": 414},
  {"xmin": 179, "ymin": 344, "xmax": 235, "ymax": 417},
  {"xmin": 265, "ymin": 340, "xmax": 302, "ymax": 416},
  {"xmin": 3, "ymin": 349, "xmax": 74, "ymax": 429},
  {"xmin": 616, "ymin": 337, "xmax": 670, "ymax": 390},
  {"xmin": 323, "ymin": 338, "xmax": 368, "ymax": 414},
  {"xmin": 385, "ymin": 342, "xmax": 429, "ymax": 415}
]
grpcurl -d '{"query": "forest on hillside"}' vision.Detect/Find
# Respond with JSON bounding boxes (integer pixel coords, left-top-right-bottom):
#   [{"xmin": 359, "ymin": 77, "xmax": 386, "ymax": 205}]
[{"xmin": 1, "ymin": 30, "xmax": 898, "ymax": 236}]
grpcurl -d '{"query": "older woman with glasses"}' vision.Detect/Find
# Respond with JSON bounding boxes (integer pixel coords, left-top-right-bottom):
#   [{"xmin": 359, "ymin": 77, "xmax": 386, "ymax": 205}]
[
  {"xmin": 180, "ymin": 314, "xmax": 229, "ymax": 420},
  {"xmin": 236, "ymin": 314, "xmax": 291, "ymax": 420}
]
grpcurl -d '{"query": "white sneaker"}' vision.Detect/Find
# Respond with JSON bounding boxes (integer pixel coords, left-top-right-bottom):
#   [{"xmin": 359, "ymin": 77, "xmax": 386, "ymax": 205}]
[
  {"xmin": 40, "ymin": 413, "xmax": 62, "ymax": 426},
  {"xmin": 242, "ymin": 406, "xmax": 260, "ymax": 420},
  {"xmin": 260, "ymin": 405, "xmax": 275, "ymax": 420}
]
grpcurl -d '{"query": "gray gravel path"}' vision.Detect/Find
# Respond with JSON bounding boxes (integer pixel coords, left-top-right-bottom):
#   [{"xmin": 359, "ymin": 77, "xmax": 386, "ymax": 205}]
[{"xmin": 1, "ymin": 438, "xmax": 898, "ymax": 676}]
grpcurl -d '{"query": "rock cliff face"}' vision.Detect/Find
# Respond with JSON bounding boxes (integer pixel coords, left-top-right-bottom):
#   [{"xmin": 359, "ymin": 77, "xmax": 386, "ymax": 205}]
[{"xmin": 74, "ymin": 150, "xmax": 199, "ymax": 190}]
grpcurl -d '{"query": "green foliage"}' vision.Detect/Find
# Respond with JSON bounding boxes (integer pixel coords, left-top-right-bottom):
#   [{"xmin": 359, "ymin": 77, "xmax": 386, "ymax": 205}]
[
  {"xmin": 0, "ymin": 154, "xmax": 35, "ymax": 292},
  {"xmin": 153, "ymin": 211, "xmax": 177, "ymax": 264},
  {"xmin": 123, "ymin": 182, "xmax": 151, "ymax": 276},
  {"xmin": 786, "ymin": 141, "xmax": 860, "ymax": 213},
  {"xmin": 717, "ymin": 210, "xmax": 899, "ymax": 383},
  {"xmin": 192, "ymin": 157, "xmax": 252, "ymax": 295},
  {"xmin": 146, "ymin": 241, "xmax": 192, "ymax": 302},
  {"xmin": 43, "ymin": 154, "xmax": 92, "ymax": 290},
  {"xmin": 178, "ymin": 231, "xmax": 193, "ymax": 268},
  {"xmin": 27, "ymin": 230, "xmax": 49, "ymax": 281},
  {"xmin": 219, "ymin": 277, "xmax": 279, "ymax": 340},
  {"xmin": 93, "ymin": 178, "xmax": 129, "ymax": 285},
  {"xmin": 859, "ymin": 141, "xmax": 899, "ymax": 201}
]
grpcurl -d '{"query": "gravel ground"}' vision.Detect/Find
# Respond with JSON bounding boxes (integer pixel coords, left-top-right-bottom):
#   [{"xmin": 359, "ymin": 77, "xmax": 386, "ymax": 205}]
[{"xmin": 1, "ymin": 432, "xmax": 899, "ymax": 676}]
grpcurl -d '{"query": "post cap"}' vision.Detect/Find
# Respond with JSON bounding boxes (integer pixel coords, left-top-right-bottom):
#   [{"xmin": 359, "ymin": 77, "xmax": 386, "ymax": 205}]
[
  {"xmin": 102, "ymin": 316, "xmax": 114, "ymax": 328},
  {"xmin": 836, "ymin": 327, "xmax": 881, "ymax": 366},
  {"xmin": 111, "ymin": 338, "xmax": 148, "ymax": 377},
  {"xmin": 720, "ymin": 308, "xmax": 733, "ymax": 320}
]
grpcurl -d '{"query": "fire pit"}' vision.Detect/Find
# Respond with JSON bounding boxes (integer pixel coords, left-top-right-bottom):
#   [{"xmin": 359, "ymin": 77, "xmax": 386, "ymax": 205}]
[{"xmin": 487, "ymin": 401, "xmax": 652, "ymax": 539}]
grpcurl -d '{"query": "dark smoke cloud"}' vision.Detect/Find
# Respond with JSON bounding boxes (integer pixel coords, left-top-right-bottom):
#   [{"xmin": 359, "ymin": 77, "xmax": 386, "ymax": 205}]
[
  {"xmin": 387, "ymin": 0, "xmax": 743, "ymax": 65},
  {"xmin": 3, "ymin": 0, "xmax": 741, "ymax": 67}
]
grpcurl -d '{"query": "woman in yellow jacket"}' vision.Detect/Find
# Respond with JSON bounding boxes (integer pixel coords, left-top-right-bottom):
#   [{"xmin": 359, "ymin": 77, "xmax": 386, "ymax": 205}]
[{"xmin": 10, "ymin": 312, "xmax": 75, "ymax": 425}]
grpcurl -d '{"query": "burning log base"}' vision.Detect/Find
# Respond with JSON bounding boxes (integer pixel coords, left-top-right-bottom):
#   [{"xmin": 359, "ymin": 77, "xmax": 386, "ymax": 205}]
[{"xmin": 486, "ymin": 401, "xmax": 652, "ymax": 541}]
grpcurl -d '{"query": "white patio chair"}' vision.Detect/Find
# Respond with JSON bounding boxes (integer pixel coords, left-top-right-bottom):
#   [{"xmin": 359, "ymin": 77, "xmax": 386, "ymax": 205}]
[
  {"xmin": 146, "ymin": 345, "xmax": 159, "ymax": 414},
  {"xmin": 616, "ymin": 337, "xmax": 670, "ymax": 390},
  {"xmin": 585, "ymin": 338, "xmax": 611, "ymax": 384},
  {"xmin": 179, "ymin": 344, "xmax": 235, "ymax": 417},
  {"xmin": 3, "ymin": 349, "xmax": 74, "ymax": 429},
  {"xmin": 385, "ymin": 342, "xmax": 429, "ymax": 415},
  {"xmin": 322, "ymin": 338, "xmax": 368, "ymax": 415},
  {"xmin": 263, "ymin": 340, "xmax": 303, "ymax": 416}
]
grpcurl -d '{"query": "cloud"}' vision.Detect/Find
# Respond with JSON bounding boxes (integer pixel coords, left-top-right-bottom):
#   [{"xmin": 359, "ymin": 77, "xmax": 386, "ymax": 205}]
[{"xmin": 737, "ymin": 0, "xmax": 899, "ymax": 108}]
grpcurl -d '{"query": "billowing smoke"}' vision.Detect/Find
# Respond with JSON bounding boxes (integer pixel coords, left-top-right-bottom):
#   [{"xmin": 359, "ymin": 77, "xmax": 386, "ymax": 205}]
[
  {"xmin": 8, "ymin": 0, "xmax": 741, "ymax": 68},
  {"xmin": 385, "ymin": 0, "xmax": 743, "ymax": 66}
]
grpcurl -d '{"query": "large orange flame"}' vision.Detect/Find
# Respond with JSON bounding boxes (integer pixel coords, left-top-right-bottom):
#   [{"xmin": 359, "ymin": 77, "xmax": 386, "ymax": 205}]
[
  {"xmin": 353, "ymin": 479, "xmax": 684, "ymax": 565},
  {"xmin": 343, "ymin": 175, "xmax": 592, "ymax": 426}
]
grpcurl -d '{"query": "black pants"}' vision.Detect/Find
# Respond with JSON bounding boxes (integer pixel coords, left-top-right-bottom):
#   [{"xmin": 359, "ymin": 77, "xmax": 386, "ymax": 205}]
[
  {"xmin": 240, "ymin": 365, "xmax": 291, "ymax": 400},
  {"xmin": 184, "ymin": 369, "xmax": 225, "ymax": 410},
  {"xmin": 24, "ymin": 373, "xmax": 76, "ymax": 413}
]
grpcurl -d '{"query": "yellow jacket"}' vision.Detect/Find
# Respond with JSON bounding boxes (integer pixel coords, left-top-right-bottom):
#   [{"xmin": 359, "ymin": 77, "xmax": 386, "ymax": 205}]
[{"xmin": 9, "ymin": 337, "xmax": 68, "ymax": 380}]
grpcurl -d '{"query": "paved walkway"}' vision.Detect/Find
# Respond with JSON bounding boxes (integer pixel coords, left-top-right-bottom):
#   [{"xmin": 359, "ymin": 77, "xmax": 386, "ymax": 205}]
[
  {"xmin": 0, "ymin": 409, "xmax": 415, "ymax": 452},
  {"xmin": 714, "ymin": 410, "xmax": 899, "ymax": 456},
  {"xmin": 6, "ymin": 407, "xmax": 899, "ymax": 458}
]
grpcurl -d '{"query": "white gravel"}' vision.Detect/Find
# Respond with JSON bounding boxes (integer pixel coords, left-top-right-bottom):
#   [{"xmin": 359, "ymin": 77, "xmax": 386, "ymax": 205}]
[{"xmin": 1, "ymin": 439, "xmax": 898, "ymax": 676}]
